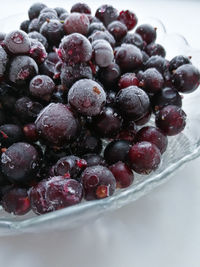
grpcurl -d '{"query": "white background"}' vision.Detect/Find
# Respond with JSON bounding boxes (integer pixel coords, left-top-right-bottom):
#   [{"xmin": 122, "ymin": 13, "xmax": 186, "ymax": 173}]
[{"xmin": 1, "ymin": 1, "xmax": 200, "ymax": 266}]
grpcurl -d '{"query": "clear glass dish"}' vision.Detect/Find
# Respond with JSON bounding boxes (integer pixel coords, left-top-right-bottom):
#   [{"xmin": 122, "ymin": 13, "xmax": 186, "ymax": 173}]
[{"xmin": 0, "ymin": 14, "xmax": 200, "ymax": 236}]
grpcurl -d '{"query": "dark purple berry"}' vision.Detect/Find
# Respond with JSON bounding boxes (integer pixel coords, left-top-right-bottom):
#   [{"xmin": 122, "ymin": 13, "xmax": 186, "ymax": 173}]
[
  {"xmin": 169, "ymin": 55, "xmax": 191, "ymax": 72},
  {"xmin": 95, "ymin": 5, "xmax": 118, "ymax": 26},
  {"xmin": 1, "ymin": 187, "xmax": 30, "ymax": 215},
  {"xmin": 115, "ymin": 44, "xmax": 143, "ymax": 72},
  {"xmin": 136, "ymin": 24, "xmax": 157, "ymax": 44},
  {"xmin": 81, "ymin": 165, "xmax": 116, "ymax": 200},
  {"xmin": 140, "ymin": 68, "xmax": 164, "ymax": 93},
  {"xmin": 54, "ymin": 7, "xmax": 67, "ymax": 17},
  {"xmin": 122, "ymin": 33, "xmax": 144, "ymax": 50},
  {"xmin": 145, "ymin": 43, "xmax": 166, "ymax": 57},
  {"xmin": 9, "ymin": 56, "xmax": 38, "ymax": 85},
  {"xmin": 40, "ymin": 7, "xmax": 57, "ymax": 16},
  {"xmin": 28, "ymin": 18, "xmax": 40, "ymax": 32},
  {"xmin": 35, "ymin": 103, "xmax": 80, "ymax": 145},
  {"xmin": 40, "ymin": 52, "xmax": 60, "ymax": 78},
  {"xmin": 29, "ymin": 38, "xmax": 47, "ymax": 64},
  {"xmin": 58, "ymin": 33, "xmax": 92, "ymax": 64},
  {"xmin": 107, "ymin": 21, "xmax": 127, "ymax": 42},
  {"xmin": 40, "ymin": 19, "xmax": 64, "ymax": 46},
  {"xmin": 68, "ymin": 79, "xmax": 106, "ymax": 116},
  {"xmin": 99, "ymin": 63, "xmax": 121, "ymax": 88},
  {"xmin": 28, "ymin": 31, "xmax": 48, "ymax": 49},
  {"xmin": 88, "ymin": 22, "xmax": 106, "ymax": 35},
  {"xmin": 83, "ymin": 154, "xmax": 105, "ymax": 167},
  {"xmin": 63, "ymin": 13, "xmax": 89, "ymax": 35},
  {"xmin": 118, "ymin": 10, "xmax": 138, "ymax": 30},
  {"xmin": 172, "ymin": 64, "xmax": 200, "ymax": 93},
  {"xmin": 0, "ymin": 45, "xmax": 8, "ymax": 78},
  {"xmin": 0, "ymin": 124, "xmax": 23, "ymax": 147},
  {"xmin": 28, "ymin": 3, "xmax": 47, "ymax": 20},
  {"xmin": 23, "ymin": 123, "xmax": 38, "ymax": 142},
  {"xmin": 20, "ymin": 20, "xmax": 30, "ymax": 33},
  {"xmin": 60, "ymin": 63, "xmax": 92, "ymax": 89},
  {"xmin": 155, "ymin": 105, "xmax": 186, "ymax": 136},
  {"xmin": 1, "ymin": 142, "xmax": 40, "ymax": 183},
  {"xmin": 38, "ymin": 12, "xmax": 58, "ymax": 29},
  {"xmin": 71, "ymin": 3, "xmax": 91, "ymax": 14},
  {"xmin": 109, "ymin": 161, "xmax": 134, "ymax": 188},
  {"xmin": 29, "ymin": 176, "xmax": 83, "ymax": 214},
  {"xmin": 92, "ymin": 106, "xmax": 123, "ymax": 137},
  {"xmin": 136, "ymin": 126, "xmax": 168, "ymax": 154},
  {"xmin": 30, "ymin": 75, "xmax": 55, "ymax": 102},
  {"xmin": 134, "ymin": 110, "xmax": 152, "ymax": 126},
  {"xmin": 116, "ymin": 121, "xmax": 137, "ymax": 143},
  {"xmin": 88, "ymin": 30, "xmax": 116, "ymax": 48},
  {"xmin": 118, "ymin": 73, "xmax": 139, "ymax": 89},
  {"xmin": 4, "ymin": 30, "xmax": 31, "ymax": 55},
  {"xmin": 104, "ymin": 140, "xmax": 131, "ymax": 165},
  {"xmin": 145, "ymin": 56, "xmax": 170, "ymax": 81},
  {"xmin": 59, "ymin": 12, "xmax": 69, "ymax": 20},
  {"xmin": 92, "ymin": 40, "xmax": 114, "ymax": 67},
  {"xmin": 116, "ymin": 86, "xmax": 150, "ymax": 121},
  {"xmin": 151, "ymin": 87, "xmax": 182, "ymax": 111},
  {"xmin": 129, "ymin": 141, "xmax": 161, "ymax": 174}
]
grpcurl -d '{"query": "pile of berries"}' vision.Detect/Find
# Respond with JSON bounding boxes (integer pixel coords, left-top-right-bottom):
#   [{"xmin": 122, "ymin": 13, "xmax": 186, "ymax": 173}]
[{"xmin": 0, "ymin": 2, "xmax": 199, "ymax": 216}]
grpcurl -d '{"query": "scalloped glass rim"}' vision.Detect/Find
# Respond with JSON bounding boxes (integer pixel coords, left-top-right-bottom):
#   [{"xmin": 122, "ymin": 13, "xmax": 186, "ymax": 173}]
[{"xmin": 0, "ymin": 14, "xmax": 200, "ymax": 236}]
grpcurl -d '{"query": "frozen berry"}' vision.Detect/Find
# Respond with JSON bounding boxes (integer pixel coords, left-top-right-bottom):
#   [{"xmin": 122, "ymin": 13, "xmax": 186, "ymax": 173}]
[
  {"xmin": 129, "ymin": 141, "xmax": 161, "ymax": 174},
  {"xmin": 88, "ymin": 30, "xmax": 116, "ymax": 48},
  {"xmin": 71, "ymin": 3, "xmax": 91, "ymax": 14},
  {"xmin": 118, "ymin": 73, "xmax": 139, "ymax": 89},
  {"xmin": 54, "ymin": 7, "xmax": 67, "ymax": 17},
  {"xmin": 68, "ymin": 79, "xmax": 106, "ymax": 116},
  {"xmin": 4, "ymin": 30, "xmax": 31, "ymax": 55},
  {"xmin": 58, "ymin": 33, "xmax": 92, "ymax": 64},
  {"xmin": 95, "ymin": 5, "xmax": 118, "ymax": 26},
  {"xmin": 155, "ymin": 105, "xmax": 186, "ymax": 136},
  {"xmin": 83, "ymin": 154, "xmax": 105, "ymax": 167},
  {"xmin": 88, "ymin": 22, "xmax": 106, "ymax": 35},
  {"xmin": 20, "ymin": 20, "xmax": 30, "ymax": 33},
  {"xmin": 123, "ymin": 33, "xmax": 144, "ymax": 50},
  {"xmin": 0, "ymin": 124, "xmax": 23, "ymax": 147},
  {"xmin": 29, "ymin": 38, "xmax": 47, "ymax": 64},
  {"xmin": 63, "ymin": 13, "xmax": 89, "ymax": 35},
  {"xmin": 107, "ymin": 21, "xmax": 127, "ymax": 42},
  {"xmin": 40, "ymin": 19, "xmax": 64, "ymax": 46},
  {"xmin": 116, "ymin": 86, "xmax": 150, "ymax": 121},
  {"xmin": 92, "ymin": 39, "xmax": 114, "ymax": 67},
  {"xmin": 104, "ymin": 140, "xmax": 131, "ymax": 165},
  {"xmin": 145, "ymin": 43, "xmax": 166, "ymax": 57},
  {"xmin": 99, "ymin": 63, "xmax": 121, "ymax": 88},
  {"xmin": 28, "ymin": 18, "xmax": 39, "ymax": 32},
  {"xmin": 28, "ymin": 3, "xmax": 47, "ymax": 20},
  {"xmin": 28, "ymin": 31, "xmax": 48, "ymax": 49},
  {"xmin": 136, "ymin": 24, "xmax": 157, "ymax": 44},
  {"xmin": 30, "ymin": 75, "xmax": 55, "ymax": 102},
  {"xmin": 140, "ymin": 68, "xmax": 164, "ymax": 93},
  {"xmin": 109, "ymin": 161, "xmax": 134, "ymax": 188},
  {"xmin": 40, "ymin": 52, "xmax": 60, "ymax": 78},
  {"xmin": 23, "ymin": 123, "xmax": 38, "ymax": 142},
  {"xmin": 169, "ymin": 55, "xmax": 191, "ymax": 72},
  {"xmin": 81, "ymin": 165, "xmax": 116, "ymax": 200},
  {"xmin": 38, "ymin": 12, "xmax": 58, "ymax": 29},
  {"xmin": 0, "ymin": 45, "xmax": 8, "ymax": 78},
  {"xmin": 118, "ymin": 10, "xmax": 138, "ymax": 30},
  {"xmin": 1, "ymin": 142, "xmax": 40, "ymax": 183},
  {"xmin": 40, "ymin": 7, "xmax": 57, "ymax": 16}
]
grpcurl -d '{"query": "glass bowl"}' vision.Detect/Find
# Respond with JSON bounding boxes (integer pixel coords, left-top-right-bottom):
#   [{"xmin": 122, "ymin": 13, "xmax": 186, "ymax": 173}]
[{"xmin": 0, "ymin": 14, "xmax": 200, "ymax": 236}]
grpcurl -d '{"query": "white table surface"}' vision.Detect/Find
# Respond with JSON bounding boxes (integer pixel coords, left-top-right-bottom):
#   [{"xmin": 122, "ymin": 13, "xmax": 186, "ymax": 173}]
[{"xmin": 1, "ymin": 1, "xmax": 200, "ymax": 266}]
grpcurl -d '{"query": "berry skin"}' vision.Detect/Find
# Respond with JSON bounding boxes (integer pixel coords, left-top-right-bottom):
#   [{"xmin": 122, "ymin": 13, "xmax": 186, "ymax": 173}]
[
  {"xmin": 29, "ymin": 75, "xmax": 55, "ymax": 102},
  {"xmin": 145, "ymin": 43, "xmax": 166, "ymax": 58},
  {"xmin": 0, "ymin": 45, "xmax": 8, "ymax": 78},
  {"xmin": 59, "ymin": 12, "xmax": 69, "ymax": 20},
  {"xmin": 104, "ymin": 140, "xmax": 131, "ymax": 165},
  {"xmin": 128, "ymin": 141, "xmax": 161, "ymax": 174},
  {"xmin": 115, "ymin": 44, "xmax": 143, "ymax": 72},
  {"xmin": 1, "ymin": 142, "xmax": 40, "ymax": 183},
  {"xmin": 71, "ymin": 3, "xmax": 91, "ymax": 14},
  {"xmin": 54, "ymin": 7, "xmax": 67, "ymax": 17},
  {"xmin": 134, "ymin": 110, "xmax": 152, "ymax": 126},
  {"xmin": 88, "ymin": 30, "xmax": 116, "ymax": 48},
  {"xmin": 145, "ymin": 56, "xmax": 170, "ymax": 81},
  {"xmin": 23, "ymin": 123, "xmax": 38, "ymax": 142},
  {"xmin": 122, "ymin": 33, "xmax": 144, "ymax": 50},
  {"xmin": 118, "ymin": 73, "xmax": 139, "ymax": 89},
  {"xmin": 99, "ymin": 63, "xmax": 121, "ymax": 88},
  {"xmin": 38, "ymin": 12, "xmax": 58, "ymax": 29},
  {"xmin": 51, "ymin": 155, "xmax": 87, "ymax": 179},
  {"xmin": 40, "ymin": 19, "xmax": 64, "ymax": 46},
  {"xmin": 63, "ymin": 13, "xmax": 90, "ymax": 36},
  {"xmin": 20, "ymin": 20, "xmax": 30, "ymax": 33},
  {"xmin": 40, "ymin": 7, "xmax": 57, "ymax": 16},
  {"xmin": 169, "ymin": 55, "xmax": 191, "ymax": 72},
  {"xmin": 28, "ymin": 3, "xmax": 47, "ymax": 20},
  {"xmin": 35, "ymin": 103, "xmax": 80, "ymax": 146},
  {"xmin": 118, "ymin": 10, "xmax": 138, "ymax": 30},
  {"xmin": 95, "ymin": 5, "xmax": 118, "ymax": 27},
  {"xmin": 58, "ymin": 33, "xmax": 92, "ymax": 64},
  {"xmin": 1, "ymin": 188, "xmax": 30, "ymax": 215},
  {"xmin": 81, "ymin": 165, "xmax": 116, "ymax": 200},
  {"xmin": 155, "ymin": 105, "xmax": 186, "ymax": 136},
  {"xmin": 9, "ymin": 56, "xmax": 38, "ymax": 85},
  {"xmin": 107, "ymin": 21, "xmax": 127, "ymax": 42},
  {"xmin": 92, "ymin": 106, "xmax": 123, "ymax": 138},
  {"xmin": 68, "ymin": 79, "xmax": 106, "ymax": 116},
  {"xmin": 109, "ymin": 161, "xmax": 134, "ymax": 188},
  {"xmin": 4, "ymin": 30, "xmax": 31, "ymax": 55},
  {"xmin": 136, "ymin": 24, "xmax": 157, "ymax": 44},
  {"xmin": 140, "ymin": 68, "xmax": 164, "ymax": 93},
  {"xmin": 136, "ymin": 126, "xmax": 168, "ymax": 154},
  {"xmin": 40, "ymin": 52, "xmax": 60, "ymax": 78},
  {"xmin": 116, "ymin": 86, "xmax": 150, "ymax": 121},
  {"xmin": 29, "ymin": 38, "xmax": 47, "ymax": 64},
  {"xmin": 88, "ymin": 22, "xmax": 106, "ymax": 35},
  {"xmin": 0, "ymin": 124, "xmax": 23, "ymax": 147},
  {"xmin": 83, "ymin": 154, "xmax": 105, "ymax": 167},
  {"xmin": 151, "ymin": 87, "xmax": 182, "ymax": 112},
  {"xmin": 29, "ymin": 177, "xmax": 83, "ymax": 215},
  {"xmin": 172, "ymin": 64, "xmax": 200, "ymax": 93},
  {"xmin": 116, "ymin": 121, "xmax": 137, "ymax": 143},
  {"xmin": 92, "ymin": 40, "xmax": 114, "ymax": 67},
  {"xmin": 60, "ymin": 63, "xmax": 93, "ymax": 89},
  {"xmin": 28, "ymin": 18, "xmax": 40, "ymax": 32},
  {"xmin": 28, "ymin": 31, "xmax": 48, "ymax": 49}
]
